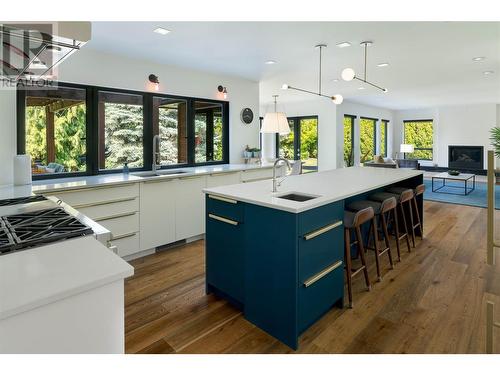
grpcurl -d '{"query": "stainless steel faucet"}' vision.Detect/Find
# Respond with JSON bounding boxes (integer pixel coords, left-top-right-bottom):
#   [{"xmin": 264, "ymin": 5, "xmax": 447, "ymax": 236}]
[
  {"xmin": 152, "ymin": 135, "xmax": 161, "ymax": 175},
  {"xmin": 272, "ymin": 157, "xmax": 292, "ymax": 192}
]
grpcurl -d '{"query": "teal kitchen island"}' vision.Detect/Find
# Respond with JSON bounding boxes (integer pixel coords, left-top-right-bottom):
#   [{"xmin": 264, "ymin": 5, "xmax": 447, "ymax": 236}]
[{"xmin": 203, "ymin": 166, "xmax": 424, "ymax": 350}]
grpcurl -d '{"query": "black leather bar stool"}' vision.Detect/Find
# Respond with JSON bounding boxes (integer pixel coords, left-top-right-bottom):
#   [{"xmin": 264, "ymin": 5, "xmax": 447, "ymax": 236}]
[
  {"xmin": 347, "ymin": 197, "xmax": 395, "ymax": 281},
  {"xmin": 387, "ymin": 184, "xmax": 425, "ymax": 241},
  {"xmin": 369, "ymin": 189, "xmax": 413, "ymax": 256},
  {"xmin": 344, "ymin": 207, "xmax": 373, "ymax": 308}
]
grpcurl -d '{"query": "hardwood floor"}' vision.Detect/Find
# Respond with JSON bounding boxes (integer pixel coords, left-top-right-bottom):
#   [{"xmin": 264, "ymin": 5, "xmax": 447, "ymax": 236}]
[{"xmin": 125, "ymin": 201, "xmax": 500, "ymax": 354}]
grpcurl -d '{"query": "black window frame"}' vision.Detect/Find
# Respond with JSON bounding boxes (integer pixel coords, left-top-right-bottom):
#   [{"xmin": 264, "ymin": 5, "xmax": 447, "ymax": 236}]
[
  {"xmin": 403, "ymin": 119, "xmax": 434, "ymax": 161},
  {"xmin": 359, "ymin": 116, "xmax": 377, "ymax": 162},
  {"xmin": 343, "ymin": 114, "xmax": 356, "ymax": 167},
  {"xmin": 380, "ymin": 119, "xmax": 389, "ymax": 157},
  {"xmin": 275, "ymin": 115, "xmax": 318, "ymax": 160},
  {"xmin": 17, "ymin": 81, "xmax": 229, "ymax": 180}
]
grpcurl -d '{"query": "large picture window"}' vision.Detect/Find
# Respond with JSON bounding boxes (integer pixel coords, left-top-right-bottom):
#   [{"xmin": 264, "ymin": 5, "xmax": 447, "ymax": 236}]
[
  {"xmin": 98, "ymin": 91, "xmax": 144, "ymax": 170},
  {"xmin": 22, "ymin": 86, "xmax": 87, "ymax": 176},
  {"xmin": 343, "ymin": 115, "xmax": 355, "ymax": 167},
  {"xmin": 360, "ymin": 117, "xmax": 376, "ymax": 163},
  {"xmin": 380, "ymin": 119, "xmax": 388, "ymax": 157},
  {"xmin": 403, "ymin": 120, "xmax": 433, "ymax": 160},
  {"xmin": 18, "ymin": 82, "xmax": 229, "ymax": 179}
]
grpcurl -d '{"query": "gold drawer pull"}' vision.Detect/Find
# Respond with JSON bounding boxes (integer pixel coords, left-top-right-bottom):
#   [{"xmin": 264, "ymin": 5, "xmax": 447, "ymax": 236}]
[
  {"xmin": 208, "ymin": 194, "xmax": 238, "ymax": 204},
  {"xmin": 304, "ymin": 220, "xmax": 342, "ymax": 241},
  {"xmin": 208, "ymin": 213, "xmax": 238, "ymax": 226},
  {"xmin": 303, "ymin": 260, "xmax": 343, "ymax": 288},
  {"xmin": 111, "ymin": 232, "xmax": 138, "ymax": 241},
  {"xmin": 95, "ymin": 211, "xmax": 137, "ymax": 222},
  {"xmin": 72, "ymin": 197, "xmax": 136, "ymax": 209}
]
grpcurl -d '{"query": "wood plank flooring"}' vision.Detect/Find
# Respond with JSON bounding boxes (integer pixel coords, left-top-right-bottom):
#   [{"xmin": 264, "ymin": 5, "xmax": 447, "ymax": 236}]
[{"xmin": 125, "ymin": 201, "xmax": 500, "ymax": 354}]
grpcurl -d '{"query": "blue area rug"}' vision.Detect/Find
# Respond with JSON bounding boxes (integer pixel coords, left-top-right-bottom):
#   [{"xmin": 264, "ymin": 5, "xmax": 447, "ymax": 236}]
[{"xmin": 423, "ymin": 178, "xmax": 500, "ymax": 209}]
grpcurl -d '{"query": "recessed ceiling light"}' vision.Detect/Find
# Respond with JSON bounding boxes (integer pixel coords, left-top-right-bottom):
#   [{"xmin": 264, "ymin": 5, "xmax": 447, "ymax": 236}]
[
  {"xmin": 336, "ymin": 42, "xmax": 351, "ymax": 48},
  {"xmin": 265, "ymin": 60, "xmax": 276, "ymax": 65},
  {"xmin": 154, "ymin": 27, "xmax": 171, "ymax": 35},
  {"xmin": 473, "ymin": 56, "xmax": 485, "ymax": 62},
  {"xmin": 377, "ymin": 62, "xmax": 390, "ymax": 67},
  {"xmin": 358, "ymin": 87, "xmax": 365, "ymax": 90},
  {"xmin": 484, "ymin": 70, "xmax": 494, "ymax": 75},
  {"xmin": 332, "ymin": 78, "xmax": 339, "ymax": 82}
]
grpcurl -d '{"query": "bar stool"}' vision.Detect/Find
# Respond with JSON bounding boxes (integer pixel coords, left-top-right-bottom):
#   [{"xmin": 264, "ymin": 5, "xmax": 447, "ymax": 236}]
[
  {"xmin": 344, "ymin": 206, "xmax": 373, "ymax": 308},
  {"xmin": 369, "ymin": 189, "xmax": 413, "ymax": 256},
  {"xmin": 347, "ymin": 197, "xmax": 395, "ymax": 280},
  {"xmin": 387, "ymin": 184, "xmax": 425, "ymax": 241}
]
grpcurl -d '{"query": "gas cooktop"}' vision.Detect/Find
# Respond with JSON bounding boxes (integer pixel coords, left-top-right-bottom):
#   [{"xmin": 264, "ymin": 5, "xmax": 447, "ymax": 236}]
[
  {"xmin": 0, "ymin": 206, "xmax": 94, "ymax": 255},
  {"xmin": 0, "ymin": 195, "xmax": 48, "ymax": 206}
]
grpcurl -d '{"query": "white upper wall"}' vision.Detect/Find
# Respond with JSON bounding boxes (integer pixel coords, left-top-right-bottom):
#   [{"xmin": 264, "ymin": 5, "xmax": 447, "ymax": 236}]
[
  {"xmin": 0, "ymin": 47, "xmax": 261, "ymax": 185},
  {"xmin": 393, "ymin": 103, "xmax": 498, "ymax": 168}
]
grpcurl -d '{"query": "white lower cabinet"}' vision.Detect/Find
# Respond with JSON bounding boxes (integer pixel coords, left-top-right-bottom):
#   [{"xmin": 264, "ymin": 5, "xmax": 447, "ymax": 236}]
[
  {"xmin": 241, "ymin": 168, "xmax": 274, "ymax": 182},
  {"xmin": 206, "ymin": 171, "xmax": 242, "ymax": 188},
  {"xmin": 174, "ymin": 175, "xmax": 207, "ymax": 241},
  {"xmin": 139, "ymin": 179, "xmax": 176, "ymax": 251}
]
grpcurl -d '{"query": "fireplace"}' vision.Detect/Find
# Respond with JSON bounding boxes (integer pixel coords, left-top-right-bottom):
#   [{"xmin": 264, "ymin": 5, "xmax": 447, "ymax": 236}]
[{"xmin": 448, "ymin": 145, "xmax": 484, "ymax": 170}]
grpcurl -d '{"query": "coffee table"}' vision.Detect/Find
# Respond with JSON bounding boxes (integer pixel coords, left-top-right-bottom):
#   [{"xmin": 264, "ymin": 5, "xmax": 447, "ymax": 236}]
[{"xmin": 431, "ymin": 172, "xmax": 476, "ymax": 195}]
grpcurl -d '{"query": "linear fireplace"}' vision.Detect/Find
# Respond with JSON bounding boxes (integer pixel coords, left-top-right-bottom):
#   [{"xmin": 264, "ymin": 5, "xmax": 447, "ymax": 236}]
[{"xmin": 448, "ymin": 145, "xmax": 484, "ymax": 170}]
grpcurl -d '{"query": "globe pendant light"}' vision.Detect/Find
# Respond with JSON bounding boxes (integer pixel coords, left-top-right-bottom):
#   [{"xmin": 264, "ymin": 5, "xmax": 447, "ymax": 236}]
[
  {"xmin": 341, "ymin": 41, "xmax": 387, "ymax": 92},
  {"xmin": 281, "ymin": 44, "xmax": 343, "ymax": 105},
  {"xmin": 261, "ymin": 95, "xmax": 290, "ymax": 135}
]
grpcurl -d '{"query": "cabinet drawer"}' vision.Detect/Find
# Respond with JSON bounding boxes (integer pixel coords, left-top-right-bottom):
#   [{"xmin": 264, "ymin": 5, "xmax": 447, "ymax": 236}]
[
  {"xmin": 206, "ymin": 194, "xmax": 244, "ymax": 222},
  {"xmin": 240, "ymin": 168, "xmax": 273, "ymax": 182},
  {"xmin": 77, "ymin": 197, "xmax": 139, "ymax": 220},
  {"xmin": 206, "ymin": 172, "xmax": 242, "ymax": 187},
  {"xmin": 96, "ymin": 212, "xmax": 139, "ymax": 237},
  {"xmin": 299, "ymin": 220, "xmax": 343, "ymax": 280},
  {"xmin": 298, "ymin": 261, "xmax": 343, "ymax": 333},
  {"xmin": 298, "ymin": 201, "xmax": 343, "ymax": 236},
  {"xmin": 50, "ymin": 184, "xmax": 139, "ymax": 207},
  {"xmin": 110, "ymin": 232, "xmax": 140, "ymax": 258}
]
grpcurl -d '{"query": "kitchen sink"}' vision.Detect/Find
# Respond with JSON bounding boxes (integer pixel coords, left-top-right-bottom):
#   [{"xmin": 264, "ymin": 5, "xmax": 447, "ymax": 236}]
[
  {"xmin": 275, "ymin": 193, "xmax": 318, "ymax": 202},
  {"xmin": 133, "ymin": 170, "xmax": 189, "ymax": 177}
]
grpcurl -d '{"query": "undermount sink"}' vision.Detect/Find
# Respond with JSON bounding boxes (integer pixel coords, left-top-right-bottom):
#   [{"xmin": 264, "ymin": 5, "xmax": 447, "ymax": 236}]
[
  {"xmin": 275, "ymin": 193, "xmax": 319, "ymax": 202},
  {"xmin": 133, "ymin": 170, "xmax": 189, "ymax": 177}
]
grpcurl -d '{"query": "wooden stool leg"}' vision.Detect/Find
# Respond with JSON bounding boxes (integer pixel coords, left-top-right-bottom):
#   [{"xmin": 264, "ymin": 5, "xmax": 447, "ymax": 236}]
[
  {"xmin": 407, "ymin": 200, "xmax": 416, "ymax": 248},
  {"xmin": 399, "ymin": 203, "xmax": 411, "ymax": 253},
  {"xmin": 344, "ymin": 227, "xmax": 353, "ymax": 308},
  {"xmin": 370, "ymin": 217, "xmax": 382, "ymax": 281},
  {"xmin": 356, "ymin": 226, "xmax": 371, "ymax": 291},
  {"xmin": 392, "ymin": 207, "xmax": 402, "ymax": 262},
  {"xmin": 381, "ymin": 213, "xmax": 394, "ymax": 269},
  {"xmin": 412, "ymin": 196, "xmax": 423, "ymax": 239}
]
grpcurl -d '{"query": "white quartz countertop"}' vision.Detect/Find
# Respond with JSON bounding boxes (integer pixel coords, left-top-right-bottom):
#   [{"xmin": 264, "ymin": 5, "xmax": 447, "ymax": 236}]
[
  {"xmin": 29, "ymin": 163, "xmax": 274, "ymax": 194},
  {"xmin": 0, "ymin": 236, "xmax": 134, "ymax": 320},
  {"xmin": 203, "ymin": 167, "xmax": 423, "ymax": 213}
]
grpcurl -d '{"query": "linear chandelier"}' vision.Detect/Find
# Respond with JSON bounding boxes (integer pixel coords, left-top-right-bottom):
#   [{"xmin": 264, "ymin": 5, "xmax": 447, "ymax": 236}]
[
  {"xmin": 281, "ymin": 44, "xmax": 343, "ymax": 105},
  {"xmin": 341, "ymin": 41, "xmax": 387, "ymax": 92}
]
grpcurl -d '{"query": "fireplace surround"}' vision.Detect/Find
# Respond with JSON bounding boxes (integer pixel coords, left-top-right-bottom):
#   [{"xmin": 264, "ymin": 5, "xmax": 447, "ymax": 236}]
[{"xmin": 448, "ymin": 145, "xmax": 484, "ymax": 170}]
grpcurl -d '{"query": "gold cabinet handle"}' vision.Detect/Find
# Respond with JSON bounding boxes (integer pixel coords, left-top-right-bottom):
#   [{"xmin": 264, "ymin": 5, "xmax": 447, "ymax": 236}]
[
  {"xmin": 95, "ymin": 211, "xmax": 137, "ymax": 222},
  {"xmin": 72, "ymin": 197, "xmax": 137, "ymax": 209},
  {"xmin": 208, "ymin": 194, "xmax": 238, "ymax": 204},
  {"xmin": 303, "ymin": 260, "xmax": 343, "ymax": 288},
  {"xmin": 304, "ymin": 220, "xmax": 342, "ymax": 241},
  {"xmin": 208, "ymin": 213, "xmax": 238, "ymax": 226},
  {"xmin": 111, "ymin": 231, "xmax": 138, "ymax": 241}
]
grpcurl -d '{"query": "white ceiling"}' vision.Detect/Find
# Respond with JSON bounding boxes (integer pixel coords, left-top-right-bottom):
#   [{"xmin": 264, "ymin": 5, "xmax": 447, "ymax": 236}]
[{"xmin": 87, "ymin": 22, "xmax": 500, "ymax": 110}]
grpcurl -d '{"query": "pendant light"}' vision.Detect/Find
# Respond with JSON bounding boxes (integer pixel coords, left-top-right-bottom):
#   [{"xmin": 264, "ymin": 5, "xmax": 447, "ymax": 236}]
[
  {"xmin": 281, "ymin": 44, "xmax": 343, "ymax": 105},
  {"xmin": 341, "ymin": 41, "xmax": 387, "ymax": 92},
  {"xmin": 261, "ymin": 95, "xmax": 290, "ymax": 135}
]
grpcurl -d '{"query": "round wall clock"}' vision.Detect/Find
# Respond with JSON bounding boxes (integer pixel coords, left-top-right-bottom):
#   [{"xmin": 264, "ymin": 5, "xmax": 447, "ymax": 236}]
[{"xmin": 240, "ymin": 108, "xmax": 254, "ymax": 124}]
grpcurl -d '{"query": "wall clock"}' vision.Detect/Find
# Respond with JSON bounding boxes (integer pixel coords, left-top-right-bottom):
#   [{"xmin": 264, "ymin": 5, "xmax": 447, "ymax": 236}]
[{"xmin": 240, "ymin": 108, "xmax": 254, "ymax": 124}]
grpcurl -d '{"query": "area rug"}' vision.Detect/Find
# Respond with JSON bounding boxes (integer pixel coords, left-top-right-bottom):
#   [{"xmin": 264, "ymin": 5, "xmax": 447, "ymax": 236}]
[{"xmin": 423, "ymin": 179, "xmax": 500, "ymax": 209}]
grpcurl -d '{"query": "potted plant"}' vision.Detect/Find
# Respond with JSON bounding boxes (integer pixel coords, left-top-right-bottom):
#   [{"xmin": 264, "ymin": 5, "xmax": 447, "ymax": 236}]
[
  {"xmin": 243, "ymin": 145, "xmax": 252, "ymax": 158},
  {"xmin": 251, "ymin": 147, "xmax": 261, "ymax": 158},
  {"xmin": 489, "ymin": 127, "xmax": 500, "ymax": 182}
]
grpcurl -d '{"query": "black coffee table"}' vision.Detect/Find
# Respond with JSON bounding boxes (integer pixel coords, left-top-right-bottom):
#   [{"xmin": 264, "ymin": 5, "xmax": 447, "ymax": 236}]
[{"xmin": 431, "ymin": 172, "xmax": 476, "ymax": 196}]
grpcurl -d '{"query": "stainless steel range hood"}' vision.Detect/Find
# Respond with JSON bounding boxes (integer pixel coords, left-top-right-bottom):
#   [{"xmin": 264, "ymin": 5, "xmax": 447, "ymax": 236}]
[{"xmin": 0, "ymin": 22, "xmax": 91, "ymax": 81}]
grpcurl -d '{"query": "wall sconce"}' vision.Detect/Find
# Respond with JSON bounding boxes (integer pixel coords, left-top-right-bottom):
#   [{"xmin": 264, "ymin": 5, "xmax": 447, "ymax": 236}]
[
  {"xmin": 149, "ymin": 74, "xmax": 160, "ymax": 91},
  {"xmin": 218, "ymin": 85, "xmax": 228, "ymax": 99}
]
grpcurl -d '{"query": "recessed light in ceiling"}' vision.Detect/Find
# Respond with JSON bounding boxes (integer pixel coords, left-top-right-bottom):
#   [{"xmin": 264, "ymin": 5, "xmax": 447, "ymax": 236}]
[
  {"xmin": 332, "ymin": 78, "xmax": 339, "ymax": 82},
  {"xmin": 154, "ymin": 27, "xmax": 171, "ymax": 35},
  {"xmin": 336, "ymin": 42, "xmax": 351, "ymax": 48},
  {"xmin": 358, "ymin": 87, "xmax": 365, "ymax": 90},
  {"xmin": 265, "ymin": 60, "xmax": 277, "ymax": 65},
  {"xmin": 472, "ymin": 57, "xmax": 485, "ymax": 62},
  {"xmin": 377, "ymin": 62, "xmax": 390, "ymax": 67},
  {"xmin": 484, "ymin": 70, "xmax": 494, "ymax": 75}
]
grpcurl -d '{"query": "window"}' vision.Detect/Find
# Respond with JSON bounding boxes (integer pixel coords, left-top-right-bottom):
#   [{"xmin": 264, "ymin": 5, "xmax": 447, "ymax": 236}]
[
  {"xmin": 360, "ymin": 117, "xmax": 376, "ymax": 163},
  {"xmin": 18, "ymin": 82, "xmax": 229, "ymax": 179},
  {"xmin": 380, "ymin": 119, "xmax": 388, "ymax": 157},
  {"xmin": 22, "ymin": 85, "xmax": 87, "ymax": 176},
  {"xmin": 194, "ymin": 101, "xmax": 224, "ymax": 163},
  {"xmin": 277, "ymin": 119, "xmax": 295, "ymax": 159},
  {"xmin": 153, "ymin": 97, "xmax": 188, "ymax": 165},
  {"xmin": 343, "ymin": 115, "xmax": 355, "ymax": 167},
  {"xmin": 403, "ymin": 120, "xmax": 433, "ymax": 160}
]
